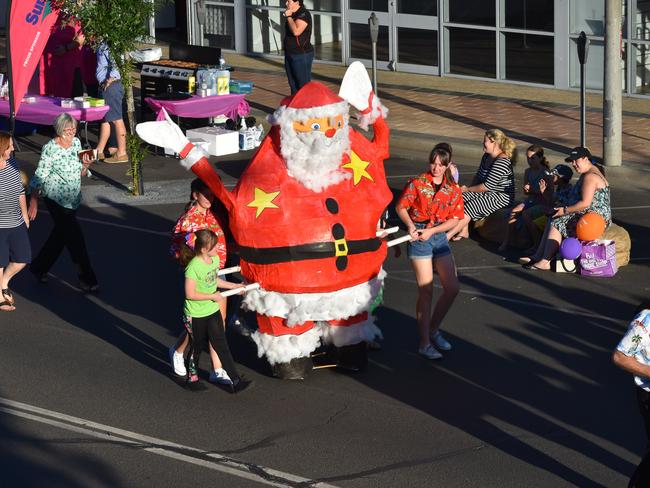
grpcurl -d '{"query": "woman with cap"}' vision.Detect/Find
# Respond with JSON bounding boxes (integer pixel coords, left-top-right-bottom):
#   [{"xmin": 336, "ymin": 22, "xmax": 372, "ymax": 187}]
[{"xmin": 524, "ymin": 146, "xmax": 610, "ymax": 271}]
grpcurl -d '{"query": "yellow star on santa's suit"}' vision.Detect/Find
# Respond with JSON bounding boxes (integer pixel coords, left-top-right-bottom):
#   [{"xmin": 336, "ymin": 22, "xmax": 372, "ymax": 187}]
[
  {"xmin": 342, "ymin": 151, "xmax": 373, "ymax": 185},
  {"xmin": 247, "ymin": 187, "xmax": 280, "ymax": 218}
]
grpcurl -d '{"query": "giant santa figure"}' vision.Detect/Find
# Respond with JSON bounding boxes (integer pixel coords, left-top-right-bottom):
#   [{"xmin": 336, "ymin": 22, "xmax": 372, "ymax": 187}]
[{"xmin": 137, "ymin": 63, "xmax": 392, "ymax": 379}]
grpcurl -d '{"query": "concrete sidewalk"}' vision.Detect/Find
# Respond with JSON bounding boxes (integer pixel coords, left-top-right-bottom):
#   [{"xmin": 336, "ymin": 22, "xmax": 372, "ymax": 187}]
[{"xmin": 216, "ymin": 52, "xmax": 650, "ymax": 185}]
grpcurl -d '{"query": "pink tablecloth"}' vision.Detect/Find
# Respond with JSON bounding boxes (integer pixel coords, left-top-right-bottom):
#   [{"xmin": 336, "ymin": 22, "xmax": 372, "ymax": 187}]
[
  {"xmin": 0, "ymin": 95, "xmax": 110, "ymax": 125},
  {"xmin": 145, "ymin": 93, "xmax": 250, "ymax": 121}
]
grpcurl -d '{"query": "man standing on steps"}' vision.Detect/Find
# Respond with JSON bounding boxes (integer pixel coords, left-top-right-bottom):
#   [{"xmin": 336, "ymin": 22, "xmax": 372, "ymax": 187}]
[{"xmin": 95, "ymin": 43, "xmax": 128, "ymax": 164}]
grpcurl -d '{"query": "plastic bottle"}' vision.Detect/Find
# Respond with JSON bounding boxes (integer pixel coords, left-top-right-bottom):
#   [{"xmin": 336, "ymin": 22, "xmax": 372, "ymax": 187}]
[{"xmin": 219, "ymin": 57, "xmax": 226, "ymax": 69}]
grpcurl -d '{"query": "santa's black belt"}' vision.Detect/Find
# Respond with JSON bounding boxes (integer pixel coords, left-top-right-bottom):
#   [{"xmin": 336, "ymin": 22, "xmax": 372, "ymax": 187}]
[{"xmin": 238, "ymin": 237, "xmax": 381, "ymax": 271}]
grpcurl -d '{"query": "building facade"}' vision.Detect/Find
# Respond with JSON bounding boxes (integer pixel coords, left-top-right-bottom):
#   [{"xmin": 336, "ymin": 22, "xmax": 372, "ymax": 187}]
[{"xmin": 167, "ymin": 0, "xmax": 650, "ymax": 97}]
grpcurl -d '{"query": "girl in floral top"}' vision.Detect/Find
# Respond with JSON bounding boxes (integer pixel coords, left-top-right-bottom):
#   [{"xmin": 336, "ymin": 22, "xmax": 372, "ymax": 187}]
[
  {"xmin": 168, "ymin": 178, "xmax": 230, "ymax": 379},
  {"xmin": 396, "ymin": 145, "xmax": 463, "ymax": 360},
  {"xmin": 28, "ymin": 113, "xmax": 97, "ymax": 291}
]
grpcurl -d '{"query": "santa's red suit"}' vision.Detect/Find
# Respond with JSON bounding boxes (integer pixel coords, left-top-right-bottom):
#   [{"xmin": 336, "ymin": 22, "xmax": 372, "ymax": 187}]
[{"xmin": 137, "ymin": 73, "xmax": 391, "ymax": 369}]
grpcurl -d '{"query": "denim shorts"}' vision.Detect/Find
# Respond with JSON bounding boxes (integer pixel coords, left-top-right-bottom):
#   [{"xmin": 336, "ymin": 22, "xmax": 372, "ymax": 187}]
[
  {"xmin": 0, "ymin": 223, "xmax": 31, "ymax": 267},
  {"xmin": 407, "ymin": 222, "xmax": 452, "ymax": 260},
  {"xmin": 99, "ymin": 81, "xmax": 124, "ymax": 122}
]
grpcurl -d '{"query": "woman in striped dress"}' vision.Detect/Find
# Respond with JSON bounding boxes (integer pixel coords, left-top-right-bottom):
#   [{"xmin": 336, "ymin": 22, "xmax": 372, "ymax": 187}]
[
  {"xmin": 447, "ymin": 129, "xmax": 516, "ymax": 241},
  {"xmin": 0, "ymin": 132, "xmax": 31, "ymax": 312}
]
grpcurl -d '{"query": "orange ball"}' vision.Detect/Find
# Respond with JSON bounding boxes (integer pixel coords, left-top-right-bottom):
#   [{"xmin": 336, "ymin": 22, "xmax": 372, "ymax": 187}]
[{"xmin": 576, "ymin": 212, "xmax": 606, "ymax": 241}]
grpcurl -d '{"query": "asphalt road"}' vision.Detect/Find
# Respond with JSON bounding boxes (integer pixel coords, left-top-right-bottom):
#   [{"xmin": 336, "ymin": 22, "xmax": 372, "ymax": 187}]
[{"xmin": 0, "ymin": 149, "xmax": 648, "ymax": 487}]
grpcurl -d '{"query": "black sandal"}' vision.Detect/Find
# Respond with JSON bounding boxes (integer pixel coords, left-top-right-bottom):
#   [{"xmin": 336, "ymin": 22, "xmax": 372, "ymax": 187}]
[
  {"xmin": 0, "ymin": 299, "xmax": 15, "ymax": 312},
  {"xmin": 1, "ymin": 288, "xmax": 13, "ymax": 306}
]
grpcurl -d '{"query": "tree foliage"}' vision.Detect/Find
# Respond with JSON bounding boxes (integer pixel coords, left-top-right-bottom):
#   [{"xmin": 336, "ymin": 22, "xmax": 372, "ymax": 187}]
[{"xmin": 53, "ymin": 0, "xmax": 158, "ymax": 90}]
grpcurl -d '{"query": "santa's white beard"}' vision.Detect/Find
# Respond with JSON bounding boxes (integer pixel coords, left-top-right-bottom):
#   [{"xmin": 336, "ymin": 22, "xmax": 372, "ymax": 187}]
[{"xmin": 273, "ymin": 101, "xmax": 352, "ymax": 193}]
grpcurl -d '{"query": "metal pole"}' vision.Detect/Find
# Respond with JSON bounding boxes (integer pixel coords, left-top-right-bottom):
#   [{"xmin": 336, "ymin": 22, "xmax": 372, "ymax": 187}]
[
  {"xmin": 5, "ymin": 0, "xmax": 16, "ymax": 141},
  {"xmin": 369, "ymin": 13, "xmax": 379, "ymax": 94},
  {"xmin": 577, "ymin": 31, "xmax": 588, "ymax": 147},
  {"xmin": 371, "ymin": 42, "xmax": 377, "ymax": 93},
  {"xmin": 580, "ymin": 55, "xmax": 586, "ymax": 146},
  {"xmin": 603, "ymin": 0, "xmax": 622, "ymax": 166}
]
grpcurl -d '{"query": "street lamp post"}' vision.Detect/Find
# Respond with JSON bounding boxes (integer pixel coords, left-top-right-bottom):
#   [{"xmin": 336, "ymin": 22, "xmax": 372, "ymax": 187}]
[
  {"xmin": 368, "ymin": 13, "xmax": 379, "ymax": 93},
  {"xmin": 577, "ymin": 31, "xmax": 589, "ymax": 147}
]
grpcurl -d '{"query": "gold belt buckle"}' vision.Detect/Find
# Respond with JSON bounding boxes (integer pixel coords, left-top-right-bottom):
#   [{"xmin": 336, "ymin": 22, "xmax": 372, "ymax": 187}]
[{"xmin": 334, "ymin": 238, "xmax": 348, "ymax": 257}]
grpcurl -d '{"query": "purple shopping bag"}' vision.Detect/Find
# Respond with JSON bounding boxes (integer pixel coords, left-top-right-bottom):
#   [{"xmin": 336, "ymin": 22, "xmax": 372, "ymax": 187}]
[{"xmin": 580, "ymin": 240, "xmax": 618, "ymax": 277}]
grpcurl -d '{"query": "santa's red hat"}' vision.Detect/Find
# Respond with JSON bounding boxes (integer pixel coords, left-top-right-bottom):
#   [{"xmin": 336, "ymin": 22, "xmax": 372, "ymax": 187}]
[{"xmin": 272, "ymin": 82, "xmax": 349, "ymax": 125}]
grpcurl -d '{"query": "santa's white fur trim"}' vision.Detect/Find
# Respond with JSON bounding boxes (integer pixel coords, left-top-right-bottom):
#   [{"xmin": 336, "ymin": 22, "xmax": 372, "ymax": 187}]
[
  {"xmin": 251, "ymin": 319, "xmax": 382, "ymax": 364},
  {"xmin": 358, "ymin": 95, "xmax": 388, "ymax": 131},
  {"xmin": 251, "ymin": 327, "xmax": 321, "ymax": 365},
  {"xmin": 180, "ymin": 145, "xmax": 210, "ymax": 171},
  {"xmin": 270, "ymin": 101, "xmax": 350, "ymax": 126},
  {"xmin": 319, "ymin": 317, "xmax": 382, "ymax": 347},
  {"xmin": 243, "ymin": 269, "xmax": 386, "ymax": 326}
]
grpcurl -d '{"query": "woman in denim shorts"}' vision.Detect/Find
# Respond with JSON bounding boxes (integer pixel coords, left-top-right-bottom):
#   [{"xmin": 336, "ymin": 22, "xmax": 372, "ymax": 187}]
[{"xmin": 396, "ymin": 145, "xmax": 464, "ymax": 360}]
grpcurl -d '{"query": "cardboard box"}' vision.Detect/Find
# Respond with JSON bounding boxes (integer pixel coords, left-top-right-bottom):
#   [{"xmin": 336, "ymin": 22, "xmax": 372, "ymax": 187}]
[{"xmin": 185, "ymin": 126, "xmax": 239, "ymax": 157}]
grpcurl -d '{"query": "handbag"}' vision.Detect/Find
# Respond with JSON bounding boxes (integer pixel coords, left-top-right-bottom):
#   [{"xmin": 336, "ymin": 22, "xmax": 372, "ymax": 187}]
[{"xmin": 580, "ymin": 239, "xmax": 618, "ymax": 277}]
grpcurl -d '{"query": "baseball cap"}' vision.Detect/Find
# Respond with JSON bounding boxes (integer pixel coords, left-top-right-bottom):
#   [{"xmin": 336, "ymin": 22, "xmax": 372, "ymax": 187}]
[
  {"xmin": 552, "ymin": 164, "xmax": 573, "ymax": 180},
  {"xmin": 565, "ymin": 146, "xmax": 592, "ymax": 162}
]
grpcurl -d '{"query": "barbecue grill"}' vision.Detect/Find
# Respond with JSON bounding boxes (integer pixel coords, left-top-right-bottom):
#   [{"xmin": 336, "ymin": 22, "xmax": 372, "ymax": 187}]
[{"xmin": 139, "ymin": 44, "xmax": 221, "ymax": 121}]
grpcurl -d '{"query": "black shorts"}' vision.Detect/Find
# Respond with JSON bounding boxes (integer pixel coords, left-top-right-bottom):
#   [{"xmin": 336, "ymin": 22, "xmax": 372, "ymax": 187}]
[{"xmin": 0, "ymin": 223, "xmax": 31, "ymax": 267}]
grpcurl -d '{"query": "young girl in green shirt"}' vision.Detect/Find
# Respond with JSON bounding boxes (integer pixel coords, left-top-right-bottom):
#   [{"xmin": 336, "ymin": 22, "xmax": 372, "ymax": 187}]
[{"xmin": 181, "ymin": 229, "xmax": 247, "ymax": 392}]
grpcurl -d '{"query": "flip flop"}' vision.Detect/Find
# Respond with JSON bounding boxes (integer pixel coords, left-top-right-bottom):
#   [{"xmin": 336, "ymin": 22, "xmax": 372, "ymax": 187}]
[
  {"xmin": 1, "ymin": 288, "xmax": 13, "ymax": 306},
  {"xmin": 0, "ymin": 300, "xmax": 15, "ymax": 312},
  {"xmin": 523, "ymin": 263, "xmax": 549, "ymax": 271},
  {"xmin": 451, "ymin": 236, "xmax": 466, "ymax": 242},
  {"xmin": 518, "ymin": 256, "xmax": 533, "ymax": 265}
]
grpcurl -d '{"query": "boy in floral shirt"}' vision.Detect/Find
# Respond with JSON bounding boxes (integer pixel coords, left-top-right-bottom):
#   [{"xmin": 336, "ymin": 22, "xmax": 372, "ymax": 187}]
[{"xmin": 613, "ymin": 302, "xmax": 650, "ymax": 487}]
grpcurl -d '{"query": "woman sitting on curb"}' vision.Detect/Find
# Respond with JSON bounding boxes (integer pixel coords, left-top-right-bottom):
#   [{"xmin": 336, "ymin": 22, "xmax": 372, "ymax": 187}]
[
  {"xmin": 447, "ymin": 129, "xmax": 516, "ymax": 241},
  {"xmin": 523, "ymin": 146, "xmax": 610, "ymax": 271}
]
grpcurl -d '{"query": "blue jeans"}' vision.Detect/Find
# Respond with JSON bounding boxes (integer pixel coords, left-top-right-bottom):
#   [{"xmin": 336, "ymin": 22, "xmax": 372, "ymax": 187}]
[{"xmin": 285, "ymin": 51, "xmax": 314, "ymax": 94}]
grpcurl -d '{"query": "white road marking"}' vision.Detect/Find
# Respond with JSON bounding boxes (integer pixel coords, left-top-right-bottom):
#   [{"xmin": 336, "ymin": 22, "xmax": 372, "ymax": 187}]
[
  {"xmin": 386, "ymin": 274, "xmax": 622, "ymax": 324},
  {"xmin": 612, "ymin": 205, "xmax": 650, "ymax": 210},
  {"xmin": 0, "ymin": 397, "xmax": 338, "ymax": 488}
]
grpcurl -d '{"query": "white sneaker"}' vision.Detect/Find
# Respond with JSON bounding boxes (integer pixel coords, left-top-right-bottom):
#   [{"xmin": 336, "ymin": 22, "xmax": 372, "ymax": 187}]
[
  {"xmin": 431, "ymin": 331, "xmax": 452, "ymax": 351},
  {"xmin": 418, "ymin": 344, "xmax": 443, "ymax": 360},
  {"xmin": 169, "ymin": 346, "xmax": 186, "ymax": 376},
  {"xmin": 209, "ymin": 368, "xmax": 233, "ymax": 385}
]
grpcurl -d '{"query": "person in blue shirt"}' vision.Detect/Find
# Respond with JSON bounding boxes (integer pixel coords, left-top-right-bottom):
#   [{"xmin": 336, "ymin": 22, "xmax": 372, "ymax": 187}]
[{"xmin": 95, "ymin": 43, "xmax": 128, "ymax": 163}]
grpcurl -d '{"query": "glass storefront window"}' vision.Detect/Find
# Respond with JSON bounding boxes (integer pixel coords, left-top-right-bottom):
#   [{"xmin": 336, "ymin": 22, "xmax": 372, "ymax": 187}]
[
  {"xmin": 398, "ymin": 27, "xmax": 437, "ymax": 66},
  {"xmin": 349, "ymin": 0, "xmax": 388, "ymax": 11},
  {"xmin": 570, "ymin": 0, "xmax": 604, "ymax": 36},
  {"xmin": 246, "ymin": 0, "xmax": 340, "ymax": 11},
  {"xmin": 570, "ymin": 39, "xmax": 626, "ymax": 90},
  {"xmin": 503, "ymin": 32, "xmax": 553, "ymax": 84},
  {"xmin": 634, "ymin": 0, "xmax": 650, "ymax": 40},
  {"xmin": 398, "ymin": 0, "xmax": 437, "ymax": 16},
  {"xmin": 447, "ymin": 27, "xmax": 495, "ymax": 77},
  {"xmin": 350, "ymin": 22, "xmax": 389, "ymax": 61},
  {"xmin": 633, "ymin": 43, "xmax": 650, "ymax": 93},
  {"xmin": 312, "ymin": 14, "xmax": 342, "ymax": 62},
  {"xmin": 203, "ymin": 5, "xmax": 235, "ymax": 50},
  {"xmin": 504, "ymin": 0, "xmax": 553, "ymax": 32},
  {"xmin": 304, "ymin": 0, "xmax": 341, "ymax": 12},
  {"xmin": 246, "ymin": 8, "xmax": 341, "ymax": 61},
  {"xmin": 447, "ymin": 0, "xmax": 495, "ymax": 26},
  {"xmin": 247, "ymin": 8, "xmax": 284, "ymax": 55},
  {"xmin": 246, "ymin": 0, "xmax": 283, "ymax": 6}
]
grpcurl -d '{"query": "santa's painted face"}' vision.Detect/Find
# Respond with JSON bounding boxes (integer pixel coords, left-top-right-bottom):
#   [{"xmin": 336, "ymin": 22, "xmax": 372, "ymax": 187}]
[{"xmin": 292, "ymin": 115, "xmax": 345, "ymax": 140}]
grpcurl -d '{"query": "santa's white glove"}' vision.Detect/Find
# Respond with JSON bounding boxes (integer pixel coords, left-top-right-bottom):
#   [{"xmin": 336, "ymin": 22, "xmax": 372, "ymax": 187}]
[
  {"xmin": 135, "ymin": 108, "xmax": 209, "ymax": 170},
  {"xmin": 338, "ymin": 61, "xmax": 388, "ymax": 131},
  {"xmin": 136, "ymin": 108, "xmax": 189, "ymax": 154}
]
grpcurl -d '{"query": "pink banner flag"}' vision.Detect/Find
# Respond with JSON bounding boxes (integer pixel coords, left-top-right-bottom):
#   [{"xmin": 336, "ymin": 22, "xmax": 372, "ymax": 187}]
[{"xmin": 7, "ymin": 0, "xmax": 59, "ymax": 116}]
